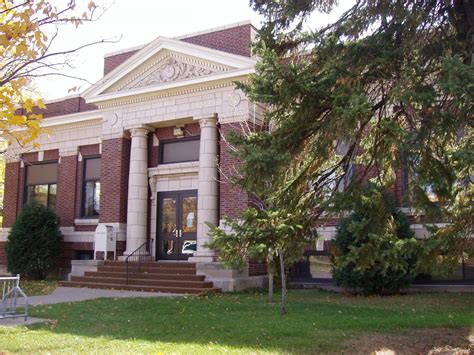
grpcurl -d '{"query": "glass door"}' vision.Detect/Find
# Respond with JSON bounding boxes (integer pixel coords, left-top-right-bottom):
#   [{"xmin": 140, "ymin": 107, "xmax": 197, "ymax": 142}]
[{"xmin": 157, "ymin": 190, "xmax": 198, "ymax": 260}]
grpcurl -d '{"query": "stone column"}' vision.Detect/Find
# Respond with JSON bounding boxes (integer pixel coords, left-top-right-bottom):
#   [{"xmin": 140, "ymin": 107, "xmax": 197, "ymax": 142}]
[
  {"xmin": 124, "ymin": 126, "xmax": 151, "ymax": 255},
  {"xmin": 189, "ymin": 116, "xmax": 219, "ymax": 263}
]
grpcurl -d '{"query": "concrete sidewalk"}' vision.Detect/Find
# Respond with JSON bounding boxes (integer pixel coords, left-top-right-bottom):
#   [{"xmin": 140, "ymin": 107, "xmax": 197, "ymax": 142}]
[
  {"xmin": 17, "ymin": 286, "xmax": 181, "ymax": 307},
  {"xmin": 0, "ymin": 317, "xmax": 49, "ymax": 327},
  {"xmin": 0, "ymin": 287, "xmax": 180, "ymax": 327}
]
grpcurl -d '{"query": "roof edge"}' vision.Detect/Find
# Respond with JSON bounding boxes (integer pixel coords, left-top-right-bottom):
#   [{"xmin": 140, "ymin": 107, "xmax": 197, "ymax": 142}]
[{"xmin": 103, "ymin": 20, "xmax": 255, "ymax": 58}]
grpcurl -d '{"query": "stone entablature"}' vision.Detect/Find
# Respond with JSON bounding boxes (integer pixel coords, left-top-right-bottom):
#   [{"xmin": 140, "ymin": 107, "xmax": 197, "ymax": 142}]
[{"xmin": 5, "ymin": 116, "xmax": 102, "ymax": 163}]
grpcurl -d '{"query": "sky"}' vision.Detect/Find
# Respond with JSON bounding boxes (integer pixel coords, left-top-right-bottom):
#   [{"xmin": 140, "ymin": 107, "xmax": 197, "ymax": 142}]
[{"xmin": 36, "ymin": 0, "xmax": 355, "ymax": 100}]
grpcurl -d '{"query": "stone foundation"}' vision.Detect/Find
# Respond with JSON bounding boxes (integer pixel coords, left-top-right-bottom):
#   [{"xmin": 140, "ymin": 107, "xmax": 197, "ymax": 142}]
[
  {"xmin": 195, "ymin": 262, "xmax": 268, "ymax": 292},
  {"xmin": 68, "ymin": 260, "xmax": 104, "ymax": 280}
]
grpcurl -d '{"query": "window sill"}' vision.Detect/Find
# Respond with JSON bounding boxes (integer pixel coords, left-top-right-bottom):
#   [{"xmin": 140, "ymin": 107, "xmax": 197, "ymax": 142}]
[{"xmin": 74, "ymin": 218, "xmax": 99, "ymax": 226}]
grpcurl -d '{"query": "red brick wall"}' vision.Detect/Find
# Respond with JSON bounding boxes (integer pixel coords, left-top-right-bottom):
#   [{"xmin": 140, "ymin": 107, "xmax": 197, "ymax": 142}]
[
  {"xmin": 103, "ymin": 24, "xmax": 254, "ymax": 77},
  {"xmin": 181, "ymin": 24, "xmax": 253, "ymax": 57},
  {"xmin": 219, "ymin": 123, "xmax": 250, "ymax": 219},
  {"xmin": 99, "ymin": 138, "xmax": 130, "ymax": 223},
  {"xmin": 249, "ymin": 258, "xmax": 267, "ymax": 276},
  {"xmin": 79, "ymin": 144, "xmax": 100, "ymax": 156},
  {"xmin": 3, "ymin": 162, "xmax": 21, "ymax": 227},
  {"xmin": 57, "ymin": 155, "xmax": 78, "ymax": 227},
  {"xmin": 44, "ymin": 149, "xmax": 59, "ymax": 161},
  {"xmin": 0, "ymin": 242, "xmax": 6, "ymax": 266},
  {"xmin": 16, "ymin": 97, "xmax": 97, "ymax": 119},
  {"xmin": 103, "ymin": 50, "xmax": 139, "ymax": 76},
  {"xmin": 59, "ymin": 242, "xmax": 94, "ymax": 268},
  {"xmin": 22, "ymin": 152, "xmax": 38, "ymax": 163}
]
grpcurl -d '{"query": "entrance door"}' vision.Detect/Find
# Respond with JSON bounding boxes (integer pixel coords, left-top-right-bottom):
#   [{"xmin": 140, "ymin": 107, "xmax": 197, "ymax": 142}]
[{"xmin": 157, "ymin": 190, "xmax": 198, "ymax": 260}]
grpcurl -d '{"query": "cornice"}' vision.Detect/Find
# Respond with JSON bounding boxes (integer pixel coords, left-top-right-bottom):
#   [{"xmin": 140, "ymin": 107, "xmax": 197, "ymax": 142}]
[
  {"xmin": 41, "ymin": 111, "xmax": 102, "ymax": 128},
  {"xmin": 46, "ymin": 118, "xmax": 102, "ymax": 132},
  {"xmin": 95, "ymin": 75, "xmax": 250, "ymax": 109},
  {"xmin": 149, "ymin": 161, "xmax": 199, "ymax": 178}
]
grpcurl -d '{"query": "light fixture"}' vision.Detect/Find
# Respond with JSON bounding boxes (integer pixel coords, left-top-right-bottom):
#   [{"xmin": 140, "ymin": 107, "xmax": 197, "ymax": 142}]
[{"xmin": 173, "ymin": 126, "xmax": 184, "ymax": 138}]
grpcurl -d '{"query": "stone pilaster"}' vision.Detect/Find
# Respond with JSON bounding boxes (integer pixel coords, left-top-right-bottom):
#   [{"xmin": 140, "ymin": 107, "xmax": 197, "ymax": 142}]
[
  {"xmin": 124, "ymin": 126, "xmax": 152, "ymax": 255},
  {"xmin": 189, "ymin": 116, "xmax": 219, "ymax": 263}
]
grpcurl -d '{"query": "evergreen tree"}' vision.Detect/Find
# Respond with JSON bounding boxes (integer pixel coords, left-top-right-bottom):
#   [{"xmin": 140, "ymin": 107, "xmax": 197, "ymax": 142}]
[
  {"xmin": 6, "ymin": 202, "xmax": 63, "ymax": 279},
  {"xmin": 235, "ymin": 0, "xmax": 473, "ymax": 271},
  {"xmin": 332, "ymin": 186, "xmax": 419, "ymax": 294}
]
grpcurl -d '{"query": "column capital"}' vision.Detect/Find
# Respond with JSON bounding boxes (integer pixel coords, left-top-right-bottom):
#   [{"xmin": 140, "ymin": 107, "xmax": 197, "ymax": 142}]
[
  {"xmin": 129, "ymin": 124, "xmax": 154, "ymax": 137},
  {"xmin": 199, "ymin": 116, "xmax": 218, "ymax": 128}
]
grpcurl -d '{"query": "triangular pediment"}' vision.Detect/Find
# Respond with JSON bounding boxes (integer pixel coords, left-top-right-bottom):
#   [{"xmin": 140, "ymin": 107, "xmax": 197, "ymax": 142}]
[
  {"xmin": 105, "ymin": 49, "xmax": 231, "ymax": 94},
  {"xmin": 83, "ymin": 37, "xmax": 256, "ymax": 102}
]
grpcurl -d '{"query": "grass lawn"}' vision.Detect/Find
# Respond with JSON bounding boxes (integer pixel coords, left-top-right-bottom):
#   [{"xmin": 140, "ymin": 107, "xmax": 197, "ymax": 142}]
[
  {"xmin": 19, "ymin": 280, "xmax": 58, "ymax": 296},
  {"xmin": 0, "ymin": 290, "xmax": 472, "ymax": 354}
]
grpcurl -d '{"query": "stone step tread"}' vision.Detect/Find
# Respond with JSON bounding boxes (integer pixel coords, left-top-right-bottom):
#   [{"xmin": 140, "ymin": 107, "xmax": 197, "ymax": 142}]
[
  {"xmin": 103, "ymin": 261, "xmax": 196, "ymax": 269},
  {"xmin": 71, "ymin": 276, "xmax": 213, "ymax": 288},
  {"xmin": 59, "ymin": 281, "xmax": 219, "ymax": 295},
  {"xmin": 84, "ymin": 271, "xmax": 205, "ymax": 281},
  {"xmin": 97, "ymin": 266, "xmax": 197, "ymax": 274}
]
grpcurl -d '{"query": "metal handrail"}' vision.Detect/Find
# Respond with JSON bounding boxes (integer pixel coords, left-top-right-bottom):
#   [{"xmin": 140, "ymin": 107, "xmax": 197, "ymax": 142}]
[{"xmin": 125, "ymin": 239, "xmax": 153, "ymax": 284}]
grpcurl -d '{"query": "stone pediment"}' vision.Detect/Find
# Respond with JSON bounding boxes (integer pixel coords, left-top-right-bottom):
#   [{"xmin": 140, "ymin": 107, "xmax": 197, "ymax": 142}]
[
  {"xmin": 83, "ymin": 36, "xmax": 257, "ymax": 104},
  {"xmin": 105, "ymin": 50, "xmax": 231, "ymax": 94}
]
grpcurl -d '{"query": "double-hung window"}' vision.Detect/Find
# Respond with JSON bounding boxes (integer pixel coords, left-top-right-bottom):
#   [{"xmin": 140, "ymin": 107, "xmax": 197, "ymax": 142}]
[
  {"xmin": 25, "ymin": 162, "xmax": 58, "ymax": 209},
  {"xmin": 82, "ymin": 157, "xmax": 101, "ymax": 217}
]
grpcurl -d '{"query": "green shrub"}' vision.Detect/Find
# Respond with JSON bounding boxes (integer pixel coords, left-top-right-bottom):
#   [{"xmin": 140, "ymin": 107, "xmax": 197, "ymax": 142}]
[
  {"xmin": 6, "ymin": 202, "xmax": 63, "ymax": 280},
  {"xmin": 331, "ymin": 187, "xmax": 420, "ymax": 294}
]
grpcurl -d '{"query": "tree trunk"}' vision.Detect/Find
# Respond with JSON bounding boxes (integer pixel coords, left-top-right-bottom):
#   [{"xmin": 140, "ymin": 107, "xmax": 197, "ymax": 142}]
[
  {"xmin": 267, "ymin": 253, "xmax": 274, "ymax": 303},
  {"xmin": 279, "ymin": 250, "xmax": 288, "ymax": 315},
  {"xmin": 268, "ymin": 270, "xmax": 274, "ymax": 303}
]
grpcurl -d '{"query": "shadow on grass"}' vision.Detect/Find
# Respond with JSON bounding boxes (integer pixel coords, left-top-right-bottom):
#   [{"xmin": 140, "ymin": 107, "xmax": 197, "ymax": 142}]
[{"xmin": 21, "ymin": 290, "xmax": 474, "ymax": 353}]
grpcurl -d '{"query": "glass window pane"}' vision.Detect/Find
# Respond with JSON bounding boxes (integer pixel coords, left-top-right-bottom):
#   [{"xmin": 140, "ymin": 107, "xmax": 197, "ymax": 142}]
[
  {"xmin": 181, "ymin": 196, "xmax": 197, "ymax": 233},
  {"xmin": 161, "ymin": 198, "xmax": 177, "ymax": 233},
  {"xmin": 48, "ymin": 184, "xmax": 57, "ymax": 210},
  {"xmin": 94, "ymin": 181, "xmax": 100, "ymax": 215},
  {"xmin": 83, "ymin": 181, "xmax": 99, "ymax": 217},
  {"xmin": 162, "ymin": 139, "xmax": 200, "ymax": 164},
  {"xmin": 27, "ymin": 185, "xmax": 48, "ymax": 207},
  {"xmin": 85, "ymin": 158, "xmax": 101, "ymax": 180},
  {"xmin": 26, "ymin": 163, "xmax": 58, "ymax": 185}
]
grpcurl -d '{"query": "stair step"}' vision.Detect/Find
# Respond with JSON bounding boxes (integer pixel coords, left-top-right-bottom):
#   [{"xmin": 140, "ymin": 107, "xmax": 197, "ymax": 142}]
[
  {"xmin": 97, "ymin": 266, "xmax": 197, "ymax": 275},
  {"xmin": 103, "ymin": 261, "xmax": 196, "ymax": 269},
  {"xmin": 71, "ymin": 276, "xmax": 213, "ymax": 288},
  {"xmin": 84, "ymin": 271, "xmax": 205, "ymax": 281},
  {"xmin": 60, "ymin": 281, "xmax": 219, "ymax": 295}
]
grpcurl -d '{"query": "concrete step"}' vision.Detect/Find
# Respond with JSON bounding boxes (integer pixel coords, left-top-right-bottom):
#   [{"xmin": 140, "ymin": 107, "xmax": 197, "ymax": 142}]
[
  {"xmin": 71, "ymin": 276, "xmax": 213, "ymax": 288},
  {"xmin": 103, "ymin": 261, "xmax": 196, "ymax": 269},
  {"xmin": 97, "ymin": 266, "xmax": 197, "ymax": 275},
  {"xmin": 84, "ymin": 271, "xmax": 205, "ymax": 282},
  {"xmin": 59, "ymin": 281, "xmax": 219, "ymax": 295}
]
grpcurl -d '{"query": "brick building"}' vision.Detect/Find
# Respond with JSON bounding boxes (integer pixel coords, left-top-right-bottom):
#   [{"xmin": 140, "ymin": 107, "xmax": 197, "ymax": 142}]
[
  {"xmin": 0, "ymin": 21, "xmax": 452, "ymax": 291},
  {"xmin": 0, "ymin": 22, "xmax": 269, "ymax": 291}
]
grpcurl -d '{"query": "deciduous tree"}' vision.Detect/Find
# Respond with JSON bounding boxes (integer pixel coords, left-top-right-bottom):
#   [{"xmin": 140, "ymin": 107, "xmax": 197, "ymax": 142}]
[{"xmin": 0, "ymin": 0, "xmax": 106, "ymax": 148}]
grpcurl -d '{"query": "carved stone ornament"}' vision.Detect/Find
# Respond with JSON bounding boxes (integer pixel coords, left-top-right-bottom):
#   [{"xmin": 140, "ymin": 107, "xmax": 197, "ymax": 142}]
[
  {"xmin": 227, "ymin": 91, "xmax": 241, "ymax": 107},
  {"xmin": 128, "ymin": 58, "xmax": 216, "ymax": 89}
]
